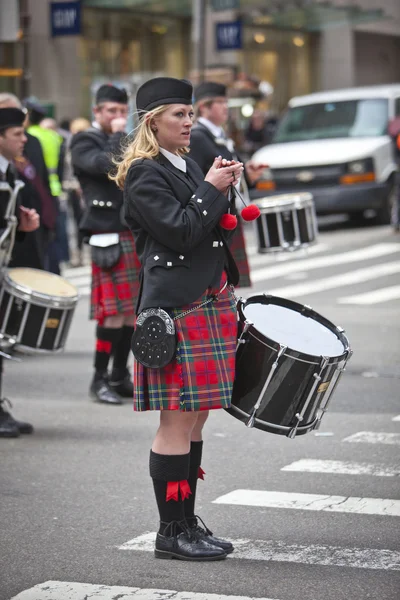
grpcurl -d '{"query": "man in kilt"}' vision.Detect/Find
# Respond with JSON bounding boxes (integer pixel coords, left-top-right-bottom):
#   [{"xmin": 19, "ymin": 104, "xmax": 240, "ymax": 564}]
[
  {"xmin": 71, "ymin": 85, "xmax": 140, "ymax": 405},
  {"xmin": 188, "ymin": 81, "xmax": 267, "ymax": 288},
  {"xmin": 114, "ymin": 77, "xmax": 244, "ymax": 560}
]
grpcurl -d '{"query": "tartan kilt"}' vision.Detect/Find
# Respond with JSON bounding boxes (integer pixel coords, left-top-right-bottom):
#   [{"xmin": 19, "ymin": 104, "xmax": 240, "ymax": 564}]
[
  {"xmin": 90, "ymin": 231, "xmax": 141, "ymax": 323},
  {"xmin": 133, "ymin": 278, "xmax": 238, "ymax": 412},
  {"xmin": 229, "ymin": 218, "xmax": 251, "ymax": 288}
]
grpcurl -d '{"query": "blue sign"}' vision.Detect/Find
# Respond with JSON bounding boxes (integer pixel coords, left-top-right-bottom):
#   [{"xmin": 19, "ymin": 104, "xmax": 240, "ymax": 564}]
[
  {"xmin": 50, "ymin": 1, "xmax": 81, "ymax": 37},
  {"xmin": 216, "ymin": 20, "xmax": 242, "ymax": 51}
]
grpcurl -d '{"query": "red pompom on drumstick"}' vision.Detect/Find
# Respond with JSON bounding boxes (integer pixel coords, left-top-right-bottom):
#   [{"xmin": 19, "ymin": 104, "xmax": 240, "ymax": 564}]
[
  {"xmin": 219, "ymin": 185, "xmax": 260, "ymax": 230},
  {"xmin": 219, "ymin": 212, "xmax": 237, "ymax": 230}
]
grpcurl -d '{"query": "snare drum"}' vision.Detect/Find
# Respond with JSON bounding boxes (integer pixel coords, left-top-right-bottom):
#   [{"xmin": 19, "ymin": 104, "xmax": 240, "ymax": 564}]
[
  {"xmin": 0, "ymin": 268, "xmax": 78, "ymax": 353},
  {"xmin": 253, "ymin": 193, "xmax": 318, "ymax": 253},
  {"xmin": 227, "ymin": 295, "xmax": 351, "ymax": 438}
]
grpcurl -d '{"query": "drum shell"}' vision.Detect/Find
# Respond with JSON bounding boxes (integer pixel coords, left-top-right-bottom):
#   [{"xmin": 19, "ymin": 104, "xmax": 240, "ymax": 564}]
[
  {"xmin": 254, "ymin": 193, "xmax": 318, "ymax": 253},
  {"xmin": 0, "ymin": 271, "xmax": 78, "ymax": 353},
  {"xmin": 227, "ymin": 296, "xmax": 350, "ymax": 436}
]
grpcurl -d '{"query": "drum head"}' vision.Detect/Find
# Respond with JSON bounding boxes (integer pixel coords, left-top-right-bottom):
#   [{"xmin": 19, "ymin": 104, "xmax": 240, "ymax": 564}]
[
  {"xmin": 243, "ymin": 300, "xmax": 345, "ymax": 357},
  {"xmin": 8, "ymin": 268, "xmax": 78, "ymax": 299}
]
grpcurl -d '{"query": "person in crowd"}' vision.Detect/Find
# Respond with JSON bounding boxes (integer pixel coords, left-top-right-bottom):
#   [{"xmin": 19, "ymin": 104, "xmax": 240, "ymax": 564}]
[
  {"xmin": 0, "ymin": 93, "xmax": 56, "ymax": 270},
  {"xmin": 62, "ymin": 117, "xmax": 91, "ymax": 267},
  {"xmin": 0, "ymin": 107, "xmax": 40, "ymax": 437},
  {"xmin": 24, "ymin": 98, "xmax": 67, "ymax": 273},
  {"xmin": 188, "ymin": 82, "xmax": 267, "ymax": 288},
  {"xmin": 113, "ymin": 76, "xmax": 243, "ymax": 560},
  {"xmin": 70, "ymin": 85, "xmax": 140, "ymax": 405}
]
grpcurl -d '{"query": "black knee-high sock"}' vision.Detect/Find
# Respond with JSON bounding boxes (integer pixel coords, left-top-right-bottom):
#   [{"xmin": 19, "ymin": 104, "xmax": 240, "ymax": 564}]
[
  {"xmin": 112, "ymin": 326, "xmax": 135, "ymax": 376},
  {"xmin": 184, "ymin": 441, "xmax": 203, "ymax": 525},
  {"xmin": 94, "ymin": 326, "xmax": 122, "ymax": 378},
  {"xmin": 149, "ymin": 450, "xmax": 191, "ymax": 535}
]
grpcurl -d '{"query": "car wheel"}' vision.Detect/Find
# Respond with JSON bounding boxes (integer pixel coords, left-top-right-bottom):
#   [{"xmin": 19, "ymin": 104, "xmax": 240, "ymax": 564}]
[{"xmin": 375, "ymin": 180, "xmax": 396, "ymax": 225}]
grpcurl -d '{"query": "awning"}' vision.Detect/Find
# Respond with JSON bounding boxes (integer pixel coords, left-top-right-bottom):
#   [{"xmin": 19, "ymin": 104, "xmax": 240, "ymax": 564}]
[{"xmin": 82, "ymin": 0, "xmax": 388, "ymax": 31}]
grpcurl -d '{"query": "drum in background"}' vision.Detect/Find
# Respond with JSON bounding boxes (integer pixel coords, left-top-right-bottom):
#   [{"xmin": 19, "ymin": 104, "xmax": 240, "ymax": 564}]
[
  {"xmin": 253, "ymin": 193, "xmax": 318, "ymax": 253},
  {"xmin": 226, "ymin": 295, "xmax": 351, "ymax": 438},
  {"xmin": 0, "ymin": 268, "xmax": 78, "ymax": 353}
]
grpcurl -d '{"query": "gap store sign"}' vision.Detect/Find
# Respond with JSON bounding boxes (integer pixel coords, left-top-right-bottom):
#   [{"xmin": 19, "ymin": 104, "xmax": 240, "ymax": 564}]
[{"xmin": 50, "ymin": 1, "xmax": 81, "ymax": 37}]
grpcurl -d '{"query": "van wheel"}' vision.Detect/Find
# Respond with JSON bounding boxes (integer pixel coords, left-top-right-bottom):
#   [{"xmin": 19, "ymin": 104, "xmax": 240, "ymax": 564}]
[{"xmin": 375, "ymin": 180, "xmax": 396, "ymax": 225}]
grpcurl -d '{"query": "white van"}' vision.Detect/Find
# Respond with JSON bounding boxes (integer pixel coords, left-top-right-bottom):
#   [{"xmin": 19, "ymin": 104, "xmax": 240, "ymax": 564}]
[{"xmin": 251, "ymin": 84, "xmax": 400, "ymax": 224}]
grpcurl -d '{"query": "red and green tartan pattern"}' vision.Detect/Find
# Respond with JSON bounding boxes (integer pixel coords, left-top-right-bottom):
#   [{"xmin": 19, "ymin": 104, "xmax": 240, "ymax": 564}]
[
  {"xmin": 229, "ymin": 219, "xmax": 252, "ymax": 288},
  {"xmin": 132, "ymin": 283, "xmax": 238, "ymax": 412},
  {"xmin": 90, "ymin": 231, "xmax": 141, "ymax": 324}
]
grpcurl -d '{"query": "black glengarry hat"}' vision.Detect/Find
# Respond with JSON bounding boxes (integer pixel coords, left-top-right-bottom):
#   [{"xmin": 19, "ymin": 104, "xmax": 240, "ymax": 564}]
[
  {"xmin": 194, "ymin": 81, "xmax": 227, "ymax": 103},
  {"xmin": 95, "ymin": 84, "xmax": 128, "ymax": 105},
  {"xmin": 0, "ymin": 107, "xmax": 26, "ymax": 132},
  {"xmin": 136, "ymin": 77, "xmax": 193, "ymax": 113}
]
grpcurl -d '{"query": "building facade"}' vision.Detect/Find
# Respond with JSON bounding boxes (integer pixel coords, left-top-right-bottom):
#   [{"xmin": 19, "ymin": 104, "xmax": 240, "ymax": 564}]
[{"xmin": 0, "ymin": 0, "xmax": 399, "ymax": 120}]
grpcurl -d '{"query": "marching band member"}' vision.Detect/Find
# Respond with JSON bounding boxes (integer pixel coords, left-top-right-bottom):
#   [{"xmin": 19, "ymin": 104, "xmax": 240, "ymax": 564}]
[
  {"xmin": 112, "ymin": 77, "xmax": 242, "ymax": 560},
  {"xmin": 188, "ymin": 81, "xmax": 267, "ymax": 287},
  {"xmin": 0, "ymin": 107, "xmax": 40, "ymax": 438},
  {"xmin": 71, "ymin": 85, "xmax": 140, "ymax": 405}
]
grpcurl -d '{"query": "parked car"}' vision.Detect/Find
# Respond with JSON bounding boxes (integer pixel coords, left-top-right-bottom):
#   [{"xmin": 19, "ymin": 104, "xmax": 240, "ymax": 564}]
[{"xmin": 250, "ymin": 84, "xmax": 400, "ymax": 224}]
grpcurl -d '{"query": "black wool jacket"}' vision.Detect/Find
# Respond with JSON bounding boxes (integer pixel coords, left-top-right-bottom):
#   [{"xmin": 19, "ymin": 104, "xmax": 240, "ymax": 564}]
[
  {"xmin": 70, "ymin": 127, "xmax": 128, "ymax": 235},
  {"xmin": 124, "ymin": 153, "xmax": 239, "ymax": 313}
]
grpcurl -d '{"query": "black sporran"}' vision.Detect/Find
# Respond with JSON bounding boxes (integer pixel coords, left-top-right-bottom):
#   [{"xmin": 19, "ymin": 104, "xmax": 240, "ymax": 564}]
[
  {"xmin": 131, "ymin": 308, "xmax": 176, "ymax": 369},
  {"xmin": 89, "ymin": 233, "xmax": 121, "ymax": 269}
]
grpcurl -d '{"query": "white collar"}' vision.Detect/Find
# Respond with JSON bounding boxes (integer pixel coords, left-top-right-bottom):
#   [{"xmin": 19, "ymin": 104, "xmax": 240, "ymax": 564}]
[
  {"xmin": 0, "ymin": 154, "xmax": 9, "ymax": 175},
  {"xmin": 92, "ymin": 121, "xmax": 101, "ymax": 130},
  {"xmin": 197, "ymin": 117, "xmax": 224, "ymax": 140},
  {"xmin": 159, "ymin": 147, "xmax": 187, "ymax": 173}
]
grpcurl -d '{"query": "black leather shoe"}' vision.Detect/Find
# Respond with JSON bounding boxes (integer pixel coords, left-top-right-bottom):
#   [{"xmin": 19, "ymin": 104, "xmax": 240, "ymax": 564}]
[
  {"xmin": 109, "ymin": 369, "xmax": 133, "ymax": 398},
  {"xmin": 0, "ymin": 403, "xmax": 20, "ymax": 438},
  {"xmin": 188, "ymin": 516, "xmax": 234, "ymax": 554},
  {"xmin": 155, "ymin": 521, "xmax": 227, "ymax": 561},
  {"xmin": 90, "ymin": 376, "xmax": 122, "ymax": 405}
]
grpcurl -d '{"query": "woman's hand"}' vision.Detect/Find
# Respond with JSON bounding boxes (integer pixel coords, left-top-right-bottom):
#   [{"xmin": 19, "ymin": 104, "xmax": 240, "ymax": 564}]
[{"xmin": 204, "ymin": 156, "xmax": 244, "ymax": 193}]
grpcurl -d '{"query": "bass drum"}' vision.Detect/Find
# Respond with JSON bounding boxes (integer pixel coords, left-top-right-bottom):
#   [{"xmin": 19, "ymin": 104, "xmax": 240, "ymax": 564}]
[
  {"xmin": 227, "ymin": 295, "xmax": 351, "ymax": 438},
  {"xmin": 0, "ymin": 268, "xmax": 78, "ymax": 353}
]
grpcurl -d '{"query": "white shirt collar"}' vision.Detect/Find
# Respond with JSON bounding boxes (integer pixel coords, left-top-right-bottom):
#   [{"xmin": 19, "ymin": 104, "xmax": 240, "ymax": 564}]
[
  {"xmin": 197, "ymin": 117, "xmax": 224, "ymax": 140},
  {"xmin": 159, "ymin": 147, "xmax": 187, "ymax": 173},
  {"xmin": 0, "ymin": 154, "xmax": 9, "ymax": 175}
]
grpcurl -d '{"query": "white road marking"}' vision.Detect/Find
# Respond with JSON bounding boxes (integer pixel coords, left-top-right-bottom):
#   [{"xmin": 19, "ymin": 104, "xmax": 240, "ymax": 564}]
[
  {"xmin": 251, "ymin": 242, "xmax": 399, "ymax": 283},
  {"xmin": 338, "ymin": 284, "xmax": 400, "ymax": 305},
  {"xmin": 8, "ymin": 581, "xmax": 277, "ymax": 600},
  {"xmin": 212, "ymin": 490, "xmax": 400, "ymax": 517},
  {"xmin": 264, "ymin": 261, "xmax": 400, "ymax": 298},
  {"xmin": 119, "ymin": 532, "xmax": 400, "ymax": 571},
  {"xmin": 343, "ymin": 432, "xmax": 400, "ymax": 445},
  {"xmin": 248, "ymin": 243, "xmax": 329, "ymax": 268},
  {"xmin": 392, "ymin": 415, "xmax": 400, "ymax": 422},
  {"xmin": 281, "ymin": 459, "xmax": 400, "ymax": 477}
]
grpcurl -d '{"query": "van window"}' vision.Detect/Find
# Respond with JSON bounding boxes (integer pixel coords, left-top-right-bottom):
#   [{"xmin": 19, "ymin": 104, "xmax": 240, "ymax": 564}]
[
  {"xmin": 395, "ymin": 98, "xmax": 400, "ymax": 117},
  {"xmin": 273, "ymin": 98, "xmax": 389, "ymax": 143}
]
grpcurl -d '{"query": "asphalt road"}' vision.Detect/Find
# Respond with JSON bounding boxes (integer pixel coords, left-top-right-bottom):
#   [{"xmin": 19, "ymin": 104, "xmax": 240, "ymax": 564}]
[{"xmin": 1, "ymin": 217, "xmax": 399, "ymax": 600}]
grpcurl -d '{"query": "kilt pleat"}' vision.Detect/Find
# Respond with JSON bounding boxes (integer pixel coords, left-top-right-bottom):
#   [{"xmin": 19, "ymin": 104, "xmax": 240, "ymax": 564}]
[
  {"xmin": 229, "ymin": 219, "xmax": 251, "ymax": 288},
  {"xmin": 90, "ymin": 231, "xmax": 141, "ymax": 323},
  {"xmin": 133, "ymin": 281, "xmax": 238, "ymax": 412}
]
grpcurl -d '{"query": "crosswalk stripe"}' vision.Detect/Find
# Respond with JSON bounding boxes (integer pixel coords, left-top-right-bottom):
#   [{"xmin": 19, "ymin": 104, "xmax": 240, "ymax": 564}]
[
  {"xmin": 338, "ymin": 284, "xmax": 400, "ymax": 305},
  {"xmin": 248, "ymin": 242, "xmax": 329, "ymax": 268},
  {"xmin": 119, "ymin": 532, "xmax": 400, "ymax": 571},
  {"xmin": 392, "ymin": 415, "xmax": 400, "ymax": 422},
  {"xmin": 281, "ymin": 459, "xmax": 400, "ymax": 477},
  {"xmin": 8, "ymin": 581, "xmax": 277, "ymax": 600},
  {"xmin": 251, "ymin": 242, "xmax": 399, "ymax": 283},
  {"xmin": 343, "ymin": 432, "xmax": 400, "ymax": 445},
  {"xmin": 264, "ymin": 261, "xmax": 400, "ymax": 298},
  {"xmin": 212, "ymin": 490, "xmax": 400, "ymax": 516}
]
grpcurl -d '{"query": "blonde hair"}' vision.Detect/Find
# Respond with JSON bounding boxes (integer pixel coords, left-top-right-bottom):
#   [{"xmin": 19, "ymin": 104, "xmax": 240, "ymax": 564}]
[
  {"xmin": 70, "ymin": 117, "xmax": 91, "ymax": 134},
  {"xmin": 110, "ymin": 104, "xmax": 189, "ymax": 189}
]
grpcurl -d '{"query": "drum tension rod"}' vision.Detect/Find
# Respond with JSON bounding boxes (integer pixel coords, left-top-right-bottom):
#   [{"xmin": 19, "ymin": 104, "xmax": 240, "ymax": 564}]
[
  {"xmin": 246, "ymin": 344, "xmax": 287, "ymax": 428},
  {"xmin": 237, "ymin": 320, "xmax": 252, "ymax": 350},
  {"xmin": 288, "ymin": 356, "xmax": 329, "ymax": 439}
]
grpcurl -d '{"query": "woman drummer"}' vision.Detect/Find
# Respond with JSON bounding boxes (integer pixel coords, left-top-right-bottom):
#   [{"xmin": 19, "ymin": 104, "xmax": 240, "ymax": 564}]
[{"xmin": 111, "ymin": 77, "xmax": 243, "ymax": 561}]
